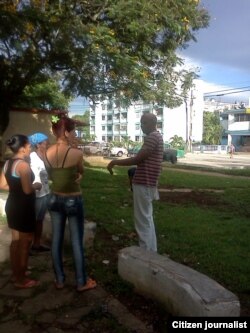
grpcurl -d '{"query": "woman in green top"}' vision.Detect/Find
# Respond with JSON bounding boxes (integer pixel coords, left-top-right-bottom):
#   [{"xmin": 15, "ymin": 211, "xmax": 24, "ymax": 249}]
[{"xmin": 45, "ymin": 115, "xmax": 96, "ymax": 292}]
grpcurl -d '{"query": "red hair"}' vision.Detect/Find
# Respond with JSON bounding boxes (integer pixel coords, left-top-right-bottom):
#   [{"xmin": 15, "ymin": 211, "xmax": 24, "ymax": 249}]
[{"xmin": 52, "ymin": 115, "xmax": 75, "ymax": 138}]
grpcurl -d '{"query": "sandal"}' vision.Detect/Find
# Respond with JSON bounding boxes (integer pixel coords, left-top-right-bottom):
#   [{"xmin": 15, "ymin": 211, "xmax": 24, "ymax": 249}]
[
  {"xmin": 14, "ymin": 279, "xmax": 40, "ymax": 289},
  {"xmin": 77, "ymin": 278, "xmax": 97, "ymax": 292},
  {"xmin": 54, "ymin": 280, "xmax": 64, "ymax": 290},
  {"xmin": 10, "ymin": 271, "xmax": 32, "ymax": 283}
]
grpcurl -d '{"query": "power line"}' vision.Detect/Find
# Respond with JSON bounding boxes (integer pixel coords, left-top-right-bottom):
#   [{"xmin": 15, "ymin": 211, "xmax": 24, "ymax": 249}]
[
  {"xmin": 205, "ymin": 89, "xmax": 250, "ymax": 98},
  {"xmin": 204, "ymin": 86, "xmax": 250, "ymax": 95}
]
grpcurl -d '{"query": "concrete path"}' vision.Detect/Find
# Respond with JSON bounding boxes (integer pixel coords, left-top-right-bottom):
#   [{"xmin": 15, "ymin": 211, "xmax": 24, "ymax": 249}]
[
  {"xmin": 178, "ymin": 152, "xmax": 250, "ymax": 169},
  {"xmin": 0, "ymin": 228, "xmax": 153, "ymax": 333}
]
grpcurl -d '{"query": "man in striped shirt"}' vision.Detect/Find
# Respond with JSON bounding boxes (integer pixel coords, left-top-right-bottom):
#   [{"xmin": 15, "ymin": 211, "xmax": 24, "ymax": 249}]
[{"xmin": 107, "ymin": 113, "xmax": 163, "ymax": 252}]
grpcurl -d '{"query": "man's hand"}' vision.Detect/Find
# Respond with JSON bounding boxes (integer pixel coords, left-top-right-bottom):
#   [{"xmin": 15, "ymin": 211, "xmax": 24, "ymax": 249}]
[
  {"xmin": 107, "ymin": 161, "xmax": 115, "ymax": 175},
  {"xmin": 33, "ymin": 182, "xmax": 42, "ymax": 191}
]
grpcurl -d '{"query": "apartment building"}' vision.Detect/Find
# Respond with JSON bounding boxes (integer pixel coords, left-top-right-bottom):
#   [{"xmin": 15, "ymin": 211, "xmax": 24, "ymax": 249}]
[
  {"xmin": 89, "ymin": 80, "xmax": 204, "ymax": 144},
  {"xmin": 220, "ymin": 106, "xmax": 250, "ymax": 151}
]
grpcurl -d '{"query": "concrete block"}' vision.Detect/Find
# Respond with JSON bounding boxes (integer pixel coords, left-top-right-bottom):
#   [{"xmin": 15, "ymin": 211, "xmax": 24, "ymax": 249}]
[
  {"xmin": 118, "ymin": 246, "xmax": 240, "ymax": 317},
  {"xmin": 0, "ymin": 199, "xmax": 6, "ymax": 217},
  {"xmin": 43, "ymin": 216, "xmax": 96, "ymax": 248}
]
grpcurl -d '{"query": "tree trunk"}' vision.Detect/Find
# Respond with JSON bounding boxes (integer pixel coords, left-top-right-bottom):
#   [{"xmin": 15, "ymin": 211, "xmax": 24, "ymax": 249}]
[
  {"xmin": 0, "ymin": 100, "xmax": 11, "ymax": 136},
  {"xmin": 0, "ymin": 100, "xmax": 11, "ymax": 161}
]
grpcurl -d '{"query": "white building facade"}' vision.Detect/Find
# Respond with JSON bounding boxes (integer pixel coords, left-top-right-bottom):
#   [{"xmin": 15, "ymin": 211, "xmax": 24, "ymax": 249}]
[{"xmin": 89, "ymin": 80, "xmax": 204, "ymax": 144}]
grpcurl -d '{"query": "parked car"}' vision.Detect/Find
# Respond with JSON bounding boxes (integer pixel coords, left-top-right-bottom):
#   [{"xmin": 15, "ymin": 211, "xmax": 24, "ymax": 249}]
[
  {"xmin": 163, "ymin": 147, "xmax": 177, "ymax": 164},
  {"xmin": 127, "ymin": 145, "xmax": 141, "ymax": 157},
  {"xmin": 80, "ymin": 142, "xmax": 108, "ymax": 155},
  {"xmin": 127, "ymin": 143, "xmax": 180, "ymax": 164},
  {"xmin": 109, "ymin": 146, "xmax": 128, "ymax": 157}
]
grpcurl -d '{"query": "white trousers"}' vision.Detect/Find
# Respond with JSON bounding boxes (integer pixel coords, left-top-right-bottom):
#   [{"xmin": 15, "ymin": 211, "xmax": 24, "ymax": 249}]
[{"xmin": 132, "ymin": 184, "xmax": 159, "ymax": 252}]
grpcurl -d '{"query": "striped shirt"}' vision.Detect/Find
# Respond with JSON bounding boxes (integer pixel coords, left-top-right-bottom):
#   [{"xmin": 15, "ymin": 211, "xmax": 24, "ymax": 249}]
[{"xmin": 133, "ymin": 131, "xmax": 163, "ymax": 187}]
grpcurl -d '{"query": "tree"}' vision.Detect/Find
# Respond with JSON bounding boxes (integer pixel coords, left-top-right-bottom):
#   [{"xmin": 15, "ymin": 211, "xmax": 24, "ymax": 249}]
[
  {"xmin": 72, "ymin": 112, "xmax": 90, "ymax": 139},
  {"xmin": 169, "ymin": 135, "xmax": 185, "ymax": 150},
  {"xmin": 203, "ymin": 111, "xmax": 223, "ymax": 145},
  {"xmin": 0, "ymin": 0, "xmax": 209, "ymax": 135},
  {"xmin": 15, "ymin": 78, "xmax": 71, "ymax": 110}
]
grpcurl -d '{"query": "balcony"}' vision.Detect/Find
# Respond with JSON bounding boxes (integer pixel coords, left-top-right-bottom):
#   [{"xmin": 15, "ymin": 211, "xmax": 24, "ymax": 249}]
[
  {"xmin": 113, "ymin": 117, "xmax": 120, "ymax": 124},
  {"xmin": 120, "ymin": 118, "xmax": 127, "ymax": 123}
]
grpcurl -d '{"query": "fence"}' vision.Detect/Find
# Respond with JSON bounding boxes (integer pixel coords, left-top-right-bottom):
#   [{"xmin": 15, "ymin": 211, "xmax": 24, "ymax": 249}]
[{"xmin": 192, "ymin": 145, "xmax": 228, "ymax": 154}]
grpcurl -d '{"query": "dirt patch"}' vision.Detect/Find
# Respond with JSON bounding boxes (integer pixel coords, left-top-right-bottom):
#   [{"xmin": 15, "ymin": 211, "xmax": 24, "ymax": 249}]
[
  {"xmin": 90, "ymin": 227, "xmax": 170, "ymax": 332},
  {"xmin": 84, "ymin": 155, "xmax": 110, "ymax": 167},
  {"xmin": 158, "ymin": 187, "xmax": 224, "ymax": 207}
]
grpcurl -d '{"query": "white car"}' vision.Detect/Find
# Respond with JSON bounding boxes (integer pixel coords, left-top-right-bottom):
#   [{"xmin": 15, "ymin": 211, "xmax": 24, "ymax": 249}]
[{"xmin": 110, "ymin": 147, "xmax": 128, "ymax": 157}]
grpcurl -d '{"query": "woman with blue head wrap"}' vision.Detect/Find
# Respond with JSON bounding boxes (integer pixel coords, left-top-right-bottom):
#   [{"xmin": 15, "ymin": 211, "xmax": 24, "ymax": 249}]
[{"xmin": 28, "ymin": 132, "xmax": 50, "ymax": 253}]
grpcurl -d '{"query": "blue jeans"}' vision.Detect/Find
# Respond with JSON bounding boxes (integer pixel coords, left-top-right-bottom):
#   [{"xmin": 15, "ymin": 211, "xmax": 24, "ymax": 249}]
[{"xmin": 48, "ymin": 194, "xmax": 86, "ymax": 287}]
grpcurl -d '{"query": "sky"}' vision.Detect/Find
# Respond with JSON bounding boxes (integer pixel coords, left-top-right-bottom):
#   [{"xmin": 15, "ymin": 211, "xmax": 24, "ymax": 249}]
[
  {"xmin": 179, "ymin": 0, "xmax": 250, "ymax": 103},
  {"xmin": 70, "ymin": 0, "xmax": 250, "ymax": 114}
]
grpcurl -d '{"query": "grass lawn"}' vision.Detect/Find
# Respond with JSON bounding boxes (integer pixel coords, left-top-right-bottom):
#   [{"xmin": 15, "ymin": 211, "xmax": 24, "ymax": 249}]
[
  {"xmin": 82, "ymin": 159, "xmax": 250, "ymax": 317},
  {"xmin": 1, "ymin": 157, "xmax": 249, "ymax": 323}
]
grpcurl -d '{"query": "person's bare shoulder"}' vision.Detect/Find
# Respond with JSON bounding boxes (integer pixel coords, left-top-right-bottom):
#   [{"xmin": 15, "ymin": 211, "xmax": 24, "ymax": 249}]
[{"xmin": 71, "ymin": 147, "xmax": 83, "ymax": 157}]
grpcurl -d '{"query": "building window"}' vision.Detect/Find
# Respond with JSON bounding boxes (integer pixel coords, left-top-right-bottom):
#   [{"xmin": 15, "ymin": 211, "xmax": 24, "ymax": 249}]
[
  {"xmin": 91, "ymin": 126, "xmax": 95, "ymax": 132},
  {"xmin": 157, "ymin": 122, "xmax": 163, "ymax": 129},
  {"xmin": 102, "ymin": 115, "xmax": 106, "ymax": 121},
  {"xmin": 220, "ymin": 114, "xmax": 228, "ymax": 120},
  {"xmin": 102, "ymin": 136, "xmax": 106, "ymax": 141},
  {"xmin": 102, "ymin": 126, "xmax": 105, "ymax": 131},
  {"xmin": 120, "ymin": 125, "xmax": 127, "ymax": 131},
  {"xmin": 115, "ymin": 100, "xmax": 120, "ymax": 108},
  {"xmin": 156, "ymin": 107, "xmax": 163, "ymax": 115},
  {"xmin": 135, "ymin": 136, "xmax": 140, "ymax": 141},
  {"xmin": 114, "ymin": 136, "xmax": 120, "ymax": 141},
  {"xmin": 234, "ymin": 114, "xmax": 250, "ymax": 122},
  {"xmin": 107, "ymin": 125, "xmax": 112, "ymax": 131},
  {"xmin": 135, "ymin": 124, "xmax": 140, "ymax": 130},
  {"xmin": 107, "ymin": 102, "xmax": 113, "ymax": 110},
  {"xmin": 102, "ymin": 104, "xmax": 106, "ymax": 110},
  {"xmin": 107, "ymin": 115, "xmax": 112, "ymax": 121}
]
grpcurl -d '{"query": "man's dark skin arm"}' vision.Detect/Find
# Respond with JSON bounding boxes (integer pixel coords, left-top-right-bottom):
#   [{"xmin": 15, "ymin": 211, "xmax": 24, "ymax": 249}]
[{"xmin": 107, "ymin": 148, "xmax": 151, "ymax": 175}]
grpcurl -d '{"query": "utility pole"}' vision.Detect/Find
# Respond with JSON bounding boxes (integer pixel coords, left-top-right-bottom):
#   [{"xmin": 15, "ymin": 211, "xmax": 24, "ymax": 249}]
[
  {"xmin": 185, "ymin": 97, "xmax": 189, "ymax": 150},
  {"xmin": 189, "ymin": 90, "xmax": 194, "ymax": 152}
]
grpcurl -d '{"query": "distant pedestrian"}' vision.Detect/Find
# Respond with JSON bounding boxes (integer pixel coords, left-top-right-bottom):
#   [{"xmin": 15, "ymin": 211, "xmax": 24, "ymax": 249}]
[{"xmin": 229, "ymin": 143, "xmax": 235, "ymax": 158}]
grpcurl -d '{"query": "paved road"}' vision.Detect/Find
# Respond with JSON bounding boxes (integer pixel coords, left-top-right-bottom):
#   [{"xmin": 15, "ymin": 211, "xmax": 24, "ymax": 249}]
[{"xmin": 178, "ymin": 152, "xmax": 250, "ymax": 169}]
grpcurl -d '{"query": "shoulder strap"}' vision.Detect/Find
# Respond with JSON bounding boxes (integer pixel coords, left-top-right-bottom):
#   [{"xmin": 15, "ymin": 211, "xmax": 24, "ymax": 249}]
[
  {"xmin": 45, "ymin": 152, "xmax": 53, "ymax": 168},
  {"xmin": 12, "ymin": 159, "xmax": 24, "ymax": 176},
  {"xmin": 3, "ymin": 160, "xmax": 9, "ymax": 174},
  {"xmin": 5, "ymin": 158, "xmax": 25, "ymax": 177},
  {"xmin": 62, "ymin": 147, "xmax": 71, "ymax": 168}
]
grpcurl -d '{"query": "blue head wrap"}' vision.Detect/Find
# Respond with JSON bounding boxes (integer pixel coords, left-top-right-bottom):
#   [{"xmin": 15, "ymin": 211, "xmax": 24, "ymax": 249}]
[{"xmin": 28, "ymin": 132, "xmax": 48, "ymax": 146}]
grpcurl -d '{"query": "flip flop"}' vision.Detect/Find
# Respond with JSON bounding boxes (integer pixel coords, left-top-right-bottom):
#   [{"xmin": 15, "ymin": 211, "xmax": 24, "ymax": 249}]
[
  {"xmin": 54, "ymin": 280, "xmax": 64, "ymax": 290},
  {"xmin": 10, "ymin": 270, "xmax": 32, "ymax": 283},
  {"xmin": 14, "ymin": 279, "xmax": 40, "ymax": 289},
  {"xmin": 77, "ymin": 278, "xmax": 97, "ymax": 292}
]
